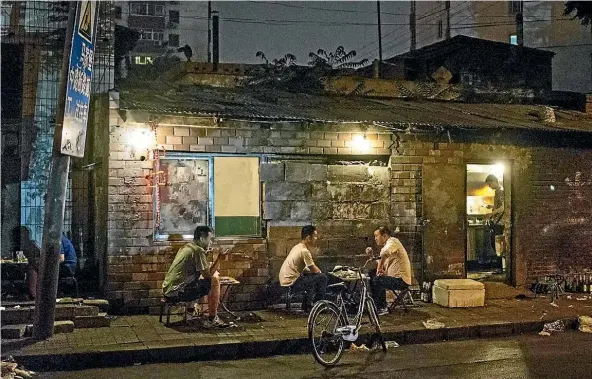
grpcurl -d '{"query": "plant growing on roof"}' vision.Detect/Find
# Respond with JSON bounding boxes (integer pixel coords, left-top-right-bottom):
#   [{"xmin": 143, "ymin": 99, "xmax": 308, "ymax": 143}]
[
  {"xmin": 246, "ymin": 51, "xmax": 324, "ymax": 94},
  {"xmin": 308, "ymin": 46, "xmax": 368, "ymax": 71},
  {"xmin": 256, "ymin": 51, "xmax": 297, "ymax": 68}
]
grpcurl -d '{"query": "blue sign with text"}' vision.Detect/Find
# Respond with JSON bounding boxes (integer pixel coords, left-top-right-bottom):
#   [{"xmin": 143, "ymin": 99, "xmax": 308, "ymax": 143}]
[{"xmin": 61, "ymin": 1, "xmax": 98, "ymax": 157}]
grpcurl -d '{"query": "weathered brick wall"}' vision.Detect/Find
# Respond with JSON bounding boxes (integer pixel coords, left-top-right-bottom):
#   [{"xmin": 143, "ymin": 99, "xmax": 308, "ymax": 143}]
[
  {"xmin": 389, "ymin": 137, "xmax": 592, "ymax": 288},
  {"xmin": 518, "ymin": 148, "xmax": 592, "ymax": 281},
  {"xmin": 263, "ymin": 162, "xmax": 392, "ymax": 285},
  {"xmin": 105, "ymin": 97, "xmax": 592, "ymax": 311},
  {"xmin": 105, "ymin": 104, "xmax": 394, "ymax": 312}
]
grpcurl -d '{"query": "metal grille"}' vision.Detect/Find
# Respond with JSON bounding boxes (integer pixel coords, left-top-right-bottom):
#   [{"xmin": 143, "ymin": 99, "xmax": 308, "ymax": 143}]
[{"xmin": 1, "ymin": 1, "xmax": 114, "ymax": 248}]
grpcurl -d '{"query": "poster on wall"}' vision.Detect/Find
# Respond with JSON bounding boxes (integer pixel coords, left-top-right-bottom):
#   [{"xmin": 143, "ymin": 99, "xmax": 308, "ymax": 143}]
[
  {"xmin": 157, "ymin": 159, "xmax": 209, "ymax": 236},
  {"xmin": 61, "ymin": 1, "xmax": 98, "ymax": 157}
]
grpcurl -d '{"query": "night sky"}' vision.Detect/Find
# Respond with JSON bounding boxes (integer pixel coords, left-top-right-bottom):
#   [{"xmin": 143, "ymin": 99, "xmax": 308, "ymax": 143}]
[{"xmin": 208, "ymin": 1, "xmax": 412, "ymax": 64}]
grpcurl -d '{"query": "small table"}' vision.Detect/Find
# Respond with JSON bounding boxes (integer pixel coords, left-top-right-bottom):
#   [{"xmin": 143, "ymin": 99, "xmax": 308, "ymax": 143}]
[{"xmin": 219, "ymin": 276, "xmax": 240, "ymax": 319}]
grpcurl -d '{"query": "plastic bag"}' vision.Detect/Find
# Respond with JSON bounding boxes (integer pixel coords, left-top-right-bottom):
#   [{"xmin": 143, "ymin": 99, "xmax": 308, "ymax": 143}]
[
  {"xmin": 539, "ymin": 319, "xmax": 565, "ymax": 335},
  {"xmin": 579, "ymin": 316, "xmax": 592, "ymax": 333},
  {"xmin": 422, "ymin": 319, "xmax": 445, "ymax": 329}
]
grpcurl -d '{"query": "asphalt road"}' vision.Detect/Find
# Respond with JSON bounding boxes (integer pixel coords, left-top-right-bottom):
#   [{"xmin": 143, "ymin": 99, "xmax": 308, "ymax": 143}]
[{"xmin": 37, "ymin": 332, "xmax": 592, "ymax": 379}]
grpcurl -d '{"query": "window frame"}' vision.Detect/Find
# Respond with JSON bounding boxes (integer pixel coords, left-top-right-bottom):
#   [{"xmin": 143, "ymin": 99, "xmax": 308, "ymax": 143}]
[
  {"xmin": 509, "ymin": 34, "xmax": 518, "ymax": 45},
  {"xmin": 169, "ymin": 10, "xmax": 180, "ymax": 23},
  {"xmin": 135, "ymin": 28, "xmax": 164, "ymax": 42},
  {"xmin": 130, "ymin": 3, "xmax": 164, "ymax": 17},
  {"xmin": 153, "ymin": 152, "xmax": 262, "ymax": 241},
  {"xmin": 169, "ymin": 33, "xmax": 180, "ymax": 47}
]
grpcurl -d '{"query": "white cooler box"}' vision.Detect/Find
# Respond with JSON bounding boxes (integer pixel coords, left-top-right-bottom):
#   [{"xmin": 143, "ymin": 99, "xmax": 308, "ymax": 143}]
[{"xmin": 432, "ymin": 279, "xmax": 484, "ymax": 308}]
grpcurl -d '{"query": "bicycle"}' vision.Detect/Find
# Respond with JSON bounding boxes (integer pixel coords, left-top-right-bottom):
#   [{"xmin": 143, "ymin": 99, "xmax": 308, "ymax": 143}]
[{"xmin": 307, "ymin": 258, "xmax": 387, "ymax": 367}]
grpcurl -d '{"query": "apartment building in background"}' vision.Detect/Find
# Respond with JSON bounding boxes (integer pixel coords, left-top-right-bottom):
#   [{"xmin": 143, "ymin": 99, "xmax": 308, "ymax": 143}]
[
  {"xmin": 114, "ymin": 1, "xmax": 207, "ymax": 65},
  {"xmin": 412, "ymin": 1, "xmax": 592, "ymax": 93}
]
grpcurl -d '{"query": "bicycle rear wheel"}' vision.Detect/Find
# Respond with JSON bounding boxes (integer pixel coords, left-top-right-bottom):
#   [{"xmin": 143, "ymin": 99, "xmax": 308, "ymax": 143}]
[
  {"xmin": 366, "ymin": 297, "xmax": 387, "ymax": 352},
  {"xmin": 308, "ymin": 301, "xmax": 346, "ymax": 367}
]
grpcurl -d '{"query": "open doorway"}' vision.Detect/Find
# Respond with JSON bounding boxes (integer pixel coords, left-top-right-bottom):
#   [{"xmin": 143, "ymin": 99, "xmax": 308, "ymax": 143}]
[{"xmin": 466, "ymin": 163, "xmax": 509, "ymax": 282}]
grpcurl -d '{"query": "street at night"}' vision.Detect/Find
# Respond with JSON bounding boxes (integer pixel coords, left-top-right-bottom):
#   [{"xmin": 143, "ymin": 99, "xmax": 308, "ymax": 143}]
[
  {"xmin": 3, "ymin": 1, "xmax": 592, "ymax": 377},
  {"xmin": 36, "ymin": 333, "xmax": 592, "ymax": 379}
]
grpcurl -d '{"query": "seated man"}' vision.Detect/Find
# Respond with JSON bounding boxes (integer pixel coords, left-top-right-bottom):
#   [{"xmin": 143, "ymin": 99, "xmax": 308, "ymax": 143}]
[
  {"xmin": 279, "ymin": 225, "xmax": 327, "ymax": 312},
  {"xmin": 60, "ymin": 233, "xmax": 77, "ymax": 275},
  {"xmin": 162, "ymin": 226, "xmax": 229, "ymax": 328},
  {"xmin": 366, "ymin": 226, "xmax": 412, "ymax": 315}
]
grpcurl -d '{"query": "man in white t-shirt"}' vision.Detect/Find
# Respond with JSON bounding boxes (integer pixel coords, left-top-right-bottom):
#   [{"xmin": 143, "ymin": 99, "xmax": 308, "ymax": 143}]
[
  {"xmin": 279, "ymin": 225, "xmax": 327, "ymax": 311},
  {"xmin": 365, "ymin": 226, "xmax": 412, "ymax": 315}
]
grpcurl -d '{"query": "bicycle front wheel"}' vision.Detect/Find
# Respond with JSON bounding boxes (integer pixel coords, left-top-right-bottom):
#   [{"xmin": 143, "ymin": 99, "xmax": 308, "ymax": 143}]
[{"xmin": 308, "ymin": 301, "xmax": 346, "ymax": 367}]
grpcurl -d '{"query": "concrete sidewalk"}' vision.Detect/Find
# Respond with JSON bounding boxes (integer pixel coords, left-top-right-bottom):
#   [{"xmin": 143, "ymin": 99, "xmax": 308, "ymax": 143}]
[{"xmin": 2, "ymin": 295, "xmax": 591, "ymax": 371}]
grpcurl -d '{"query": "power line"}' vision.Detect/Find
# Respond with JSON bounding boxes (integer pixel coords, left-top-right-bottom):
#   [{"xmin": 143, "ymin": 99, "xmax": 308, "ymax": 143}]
[
  {"xmin": 412, "ymin": 1, "xmax": 500, "ymax": 51},
  {"xmin": 176, "ymin": 14, "xmax": 416, "ymax": 27},
  {"xmin": 356, "ymin": 1, "xmax": 464, "ymax": 57},
  {"xmin": 360, "ymin": 1, "xmax": 477, "ymax": 61},
  {"xmin": 246, "ymin": 1, "xmax": 407, "ymax": 17}
]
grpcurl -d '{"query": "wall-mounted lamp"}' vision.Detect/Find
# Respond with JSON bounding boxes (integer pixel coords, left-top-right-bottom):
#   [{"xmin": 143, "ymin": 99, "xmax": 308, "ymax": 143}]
[
  {"xmin": 125, "ymin": 128, "xmax": 156, "ymax": 160},
  {"xmin": 352, "ymin": 134, "xmax": 371, "ymax": 153}
]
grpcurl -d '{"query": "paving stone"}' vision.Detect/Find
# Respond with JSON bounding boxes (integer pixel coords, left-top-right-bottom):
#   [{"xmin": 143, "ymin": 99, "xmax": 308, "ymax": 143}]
[
  {"xmin": 1, "ymin": 324, "xmax": 28, "ymax": 339},
  {"xmin": 0, "ymin": 307, "xmax": 34, "ymax": 324},
  {"xmin": 74, "ymin": 313, "xmax": 111, "ymax": 328},
  {"xmin": 54, "ymin": 321, "xmax": 75, "ymax": 334},
  {"xmin": 74, "ymin": 305, "xmax": 100, "ymax": 317},
  {"xmin": 82, "ymin": 299, "xmax": 110, "ymax": 312}
]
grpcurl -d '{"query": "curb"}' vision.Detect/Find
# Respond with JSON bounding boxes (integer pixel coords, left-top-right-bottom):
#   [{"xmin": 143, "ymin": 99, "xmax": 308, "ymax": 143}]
[{"xmin": 10, "ymin": 317, "xmax": 580, "ymax": 371}]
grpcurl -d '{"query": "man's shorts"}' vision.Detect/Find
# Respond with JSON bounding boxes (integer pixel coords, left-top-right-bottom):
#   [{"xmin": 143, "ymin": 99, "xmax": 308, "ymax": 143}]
[{"xmin": 176, "ymin": 278, "xmax": 212, "ymax": 302}]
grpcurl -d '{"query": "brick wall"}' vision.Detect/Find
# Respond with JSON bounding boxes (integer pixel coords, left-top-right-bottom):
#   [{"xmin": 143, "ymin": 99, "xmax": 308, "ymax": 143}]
[
  {"xmin": 263, "ymin": 162, "xmax": 392, "ymax": 285},
  {"xmin": 518, "ymin": 148, "xmax": 592, "ymax": 281},
  {"xmin": 104, "ymin": 97, "xmax": 592, "ymax": 312},
  {"xmin": 105, "ymin": 103, "xmax": 394, "ymax": 313}
]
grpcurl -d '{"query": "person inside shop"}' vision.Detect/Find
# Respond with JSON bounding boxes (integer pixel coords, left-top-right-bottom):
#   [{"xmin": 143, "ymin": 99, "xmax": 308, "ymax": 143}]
[
  {"xmin": 483, "ymin": 174, "xmax": 505, "ymax": 264},
  {"xmin": 366, "ymin": 226, "xmax": 412, "ymax": 315},
  {"xmin": 162, "ymin": 225, "xmax": 230, "ymax": 328},
  {"xmin": 279, "ymin": 225, "xmax": 328, "ymax": 312}
]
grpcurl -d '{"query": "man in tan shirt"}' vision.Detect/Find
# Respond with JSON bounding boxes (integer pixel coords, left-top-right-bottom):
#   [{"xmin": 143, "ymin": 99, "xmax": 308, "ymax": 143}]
[
  {"xmin": 279, "ymin": 225, "xmax": 327, "ymax": 311},
  {"xmin": 365, "ymin": 226, "xmax": 412, "ymax": 315}
]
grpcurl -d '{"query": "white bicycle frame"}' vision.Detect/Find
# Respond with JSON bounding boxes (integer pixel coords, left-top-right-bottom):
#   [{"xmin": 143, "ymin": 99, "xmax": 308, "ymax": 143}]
[{"xmin": 331, "ymin": 259, "xmax": 377, "ymax": 342}]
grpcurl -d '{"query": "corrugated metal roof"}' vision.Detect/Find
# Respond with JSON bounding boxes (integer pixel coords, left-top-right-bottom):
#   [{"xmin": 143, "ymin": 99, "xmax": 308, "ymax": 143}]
[{"xmin": 119, "ymin": 85, "xmax": 592, "ymax": 134}]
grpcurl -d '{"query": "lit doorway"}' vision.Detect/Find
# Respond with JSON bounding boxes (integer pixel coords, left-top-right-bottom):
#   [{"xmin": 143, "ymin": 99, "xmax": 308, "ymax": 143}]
[{"xmin": 466, "ymin": 163, "xmax": 509, "ymax": 282}]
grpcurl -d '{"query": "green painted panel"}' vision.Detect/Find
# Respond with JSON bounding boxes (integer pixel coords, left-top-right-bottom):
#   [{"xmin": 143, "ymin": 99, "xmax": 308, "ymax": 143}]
[{"xmin": 215, "ymin": 216, "xmax": 260, "ymax": 237}]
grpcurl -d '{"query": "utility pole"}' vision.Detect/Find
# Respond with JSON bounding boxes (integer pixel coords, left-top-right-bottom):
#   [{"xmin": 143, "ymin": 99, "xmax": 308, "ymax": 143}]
[
  {"xmin": 445, "ymin": 1, "xmax": 451, "ymax": 39},
  {"xmin": 376, "ymin": 1, "xmax": 382, "ymax": 79},
  {"xmin": 207, "ymin": 1, "xmax": 212, "ymax": 63},
  {"xmin": 32, "ymin": 1, "xmax": 76, "ymax": 340},
  {"xmin": 212, "ymin": 10, "xmax": 219, "ymax": 72},
  {"xmin": 410, "ymin": 0, "xmax": 416, "ymax": 51},
  {"xmin": 516, "ymin": 0, "xmax": 524, "ymax": 46}
]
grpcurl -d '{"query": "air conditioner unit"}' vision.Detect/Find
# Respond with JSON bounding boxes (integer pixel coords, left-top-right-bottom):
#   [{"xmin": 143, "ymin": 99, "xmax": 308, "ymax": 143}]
[{"xmin": 167, "ymin": 21, "xmax": 178, "ymax": 29}]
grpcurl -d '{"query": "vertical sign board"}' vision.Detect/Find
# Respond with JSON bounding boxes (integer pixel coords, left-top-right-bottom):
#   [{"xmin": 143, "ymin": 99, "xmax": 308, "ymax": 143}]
[{"xmin": 61, "ymin": 1, "xmax": 98, "ymax": 157}]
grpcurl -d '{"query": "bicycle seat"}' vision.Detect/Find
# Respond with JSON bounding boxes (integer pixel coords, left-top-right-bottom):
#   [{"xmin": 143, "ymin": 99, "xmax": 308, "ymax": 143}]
[{"xmin": 326, "ymin": 282, "xmax": 348, "ymax": 293}]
